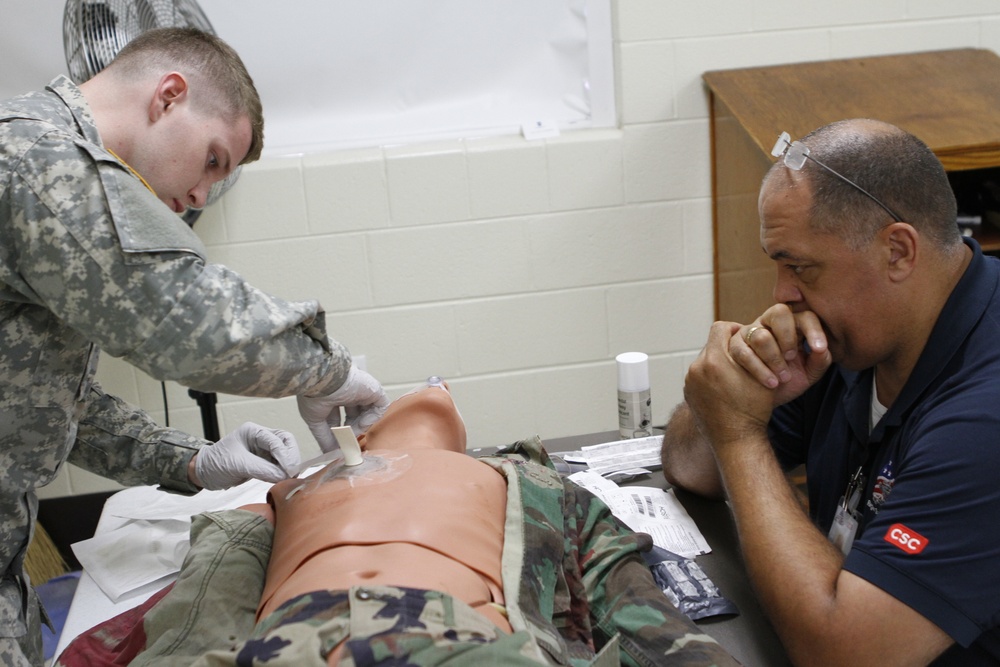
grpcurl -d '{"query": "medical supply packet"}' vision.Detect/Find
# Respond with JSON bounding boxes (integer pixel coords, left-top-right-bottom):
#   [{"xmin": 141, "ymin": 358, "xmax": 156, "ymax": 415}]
[{"xmin": 643, "ymin": 545, "xmax": 739, "ymax": 621}]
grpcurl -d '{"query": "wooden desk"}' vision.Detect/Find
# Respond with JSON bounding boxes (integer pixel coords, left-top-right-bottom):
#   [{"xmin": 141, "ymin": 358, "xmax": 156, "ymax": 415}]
[
  {"xmin": 704, "ymin": 48, "xmax": 1000, "ymax": 322},
  {"xmin": 532, "ymin": 431, "xmax": 792, "ymax": 667}
]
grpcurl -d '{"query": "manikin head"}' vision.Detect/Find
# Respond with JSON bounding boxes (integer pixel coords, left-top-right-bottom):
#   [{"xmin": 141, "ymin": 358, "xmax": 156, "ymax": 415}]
[{"xmin": 358, "ymin": 380, "xmax": 467, "ymax": 454}]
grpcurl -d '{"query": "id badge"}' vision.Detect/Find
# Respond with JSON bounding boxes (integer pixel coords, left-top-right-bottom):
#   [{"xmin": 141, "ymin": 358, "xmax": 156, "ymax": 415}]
[{"xmin": 828, "ymin": 498, "xmax": 859, "ymax": 556}]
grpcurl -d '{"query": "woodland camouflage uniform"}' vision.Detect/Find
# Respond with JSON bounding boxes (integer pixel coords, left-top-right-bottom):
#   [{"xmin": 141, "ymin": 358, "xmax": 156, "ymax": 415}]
[{"xmin": 56, "ymin": 437, "xmax": 739, "ymax": 667}]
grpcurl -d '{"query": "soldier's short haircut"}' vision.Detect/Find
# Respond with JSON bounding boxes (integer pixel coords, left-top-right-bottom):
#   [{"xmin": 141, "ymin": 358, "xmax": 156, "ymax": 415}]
[{"xmin": 108, "ymin": 27, "xmax": 264, "ymax": 164}]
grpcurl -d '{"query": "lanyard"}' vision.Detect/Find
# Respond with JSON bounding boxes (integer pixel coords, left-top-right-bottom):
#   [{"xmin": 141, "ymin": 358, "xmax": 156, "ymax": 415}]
[
  {"xmin": 842, "ymin": 440, "xmax": 882, "ymax": 514},
  {"xmin": 829, "ymin": 438, "xmax": 885, "ymax": 555},
  {"xmin": 841, "ymin": 464, "xmax": 865, "ymax": 513},
  {"xmin": 106, "ymin": 148, "xmax": 157, "ymax": 196}
]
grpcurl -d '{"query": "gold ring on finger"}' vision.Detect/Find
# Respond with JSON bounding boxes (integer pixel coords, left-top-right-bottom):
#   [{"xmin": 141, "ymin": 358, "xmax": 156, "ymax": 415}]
[{"xmin": 745, "ymin": 326, "xmax": 762, "ymax": 345}]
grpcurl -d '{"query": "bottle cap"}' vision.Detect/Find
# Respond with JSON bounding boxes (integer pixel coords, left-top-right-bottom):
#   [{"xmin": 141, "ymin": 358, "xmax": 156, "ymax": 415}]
[{"xmin": 616, "ymin": 352, "xmax": 649, "ymax": 392}]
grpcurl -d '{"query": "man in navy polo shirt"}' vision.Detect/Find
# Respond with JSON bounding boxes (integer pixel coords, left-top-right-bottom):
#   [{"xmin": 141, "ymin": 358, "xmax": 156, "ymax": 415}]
[{"xmin": 661, "ymin": 118, "xmax": 1000, "ymax": 665}]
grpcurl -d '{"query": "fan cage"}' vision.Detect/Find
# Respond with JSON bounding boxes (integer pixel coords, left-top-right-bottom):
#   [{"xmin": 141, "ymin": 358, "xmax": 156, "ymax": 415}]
[
  {"xmin": 63, "ymin": 0, "xmax": 216, "ymax": 84},
  {"xmin": 63, "ymin": 0, "xmax": 237, "ymax": 215}
]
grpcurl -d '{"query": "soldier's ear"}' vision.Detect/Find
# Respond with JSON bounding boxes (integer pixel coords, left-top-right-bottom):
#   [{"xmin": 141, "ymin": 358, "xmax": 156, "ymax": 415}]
[{"xmin": 148, "ymin": 72, "xmax": 189, "ymax": 122}]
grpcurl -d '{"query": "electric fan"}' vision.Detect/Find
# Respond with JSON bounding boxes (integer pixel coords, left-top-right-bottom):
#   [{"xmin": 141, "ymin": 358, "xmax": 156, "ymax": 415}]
[{"xmin": 62, "ymin": 0, "xmax": 240, "ymax": 224}]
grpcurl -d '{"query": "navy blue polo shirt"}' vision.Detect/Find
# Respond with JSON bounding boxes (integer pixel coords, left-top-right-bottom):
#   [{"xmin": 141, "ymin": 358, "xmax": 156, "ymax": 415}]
[{"xmin": 769, "ymin": 238, "xmax": 1000, "ymax": 664}]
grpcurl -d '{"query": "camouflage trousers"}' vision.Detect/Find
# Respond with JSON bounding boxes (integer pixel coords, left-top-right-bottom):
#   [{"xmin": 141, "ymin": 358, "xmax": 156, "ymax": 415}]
[
  {"xmin": 128, "ymin": 510, "xmax": 553, "ymax": 666},
  {"xmin": 235, "ymin": 587, "xmax": 548, "ymax": 666}
]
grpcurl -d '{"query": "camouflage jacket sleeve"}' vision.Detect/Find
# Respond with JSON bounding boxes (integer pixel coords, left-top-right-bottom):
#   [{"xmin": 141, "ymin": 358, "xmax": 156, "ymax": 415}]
[
  {"xmin": 483, "ymin": 438, "xmax": 739, "ymax": 667},
  {"xmin": 69, "ymin": 383, "xmax": 205, "ymax": 492},
  {"xmin": 564, "ymin": 480, "xmax": 740, "ymax": 667}
]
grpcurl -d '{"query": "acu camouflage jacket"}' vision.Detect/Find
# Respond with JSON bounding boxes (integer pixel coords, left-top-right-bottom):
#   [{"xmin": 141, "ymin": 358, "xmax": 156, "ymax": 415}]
[{"xmin": 0, "ymin": 76, "xmax": 351, "ymax": 638}]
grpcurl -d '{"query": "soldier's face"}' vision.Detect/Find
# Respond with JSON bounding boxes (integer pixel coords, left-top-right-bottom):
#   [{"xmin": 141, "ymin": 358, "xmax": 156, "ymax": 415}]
[{"xmin": 132, "ymin": 103, "xmax": 251, "ymax": 214}]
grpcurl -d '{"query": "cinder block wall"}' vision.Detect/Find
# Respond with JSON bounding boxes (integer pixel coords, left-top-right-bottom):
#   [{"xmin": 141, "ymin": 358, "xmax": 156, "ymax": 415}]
[{"xmin": 41, "ymin": 2, "xmax": 1000, "ymax": 497}]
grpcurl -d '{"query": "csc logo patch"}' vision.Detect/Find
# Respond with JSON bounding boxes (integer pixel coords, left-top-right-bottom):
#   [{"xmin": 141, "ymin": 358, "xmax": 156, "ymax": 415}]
[{"xmin": 884, "ymin": 524, "xmax": 928, "ymax": 555}]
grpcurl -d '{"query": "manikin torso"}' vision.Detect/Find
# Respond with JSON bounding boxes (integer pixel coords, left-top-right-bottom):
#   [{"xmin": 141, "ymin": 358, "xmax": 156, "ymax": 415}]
[{"xmin": 251, "ymin": 384, "xmax": 510, "ymax": 664}]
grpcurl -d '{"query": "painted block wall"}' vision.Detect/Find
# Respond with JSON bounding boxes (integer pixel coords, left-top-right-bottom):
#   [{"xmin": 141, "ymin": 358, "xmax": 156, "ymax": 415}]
[{"xmin": 40, "ymin": 1, "xmax": 1000, "ymax": 498}]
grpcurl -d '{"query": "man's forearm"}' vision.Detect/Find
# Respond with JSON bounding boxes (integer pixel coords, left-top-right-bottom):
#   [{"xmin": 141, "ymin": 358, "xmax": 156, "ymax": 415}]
[
  {"xmin": 714, "ymin": 429, "xmax": 848, "ymax": 664},
  {"xmin": 679, "ymin": 315, "xmax": 951, "ymax": 664},
  {"xmin": 660, "ymin": 403, "xmax": 725, "ymax": 498}
]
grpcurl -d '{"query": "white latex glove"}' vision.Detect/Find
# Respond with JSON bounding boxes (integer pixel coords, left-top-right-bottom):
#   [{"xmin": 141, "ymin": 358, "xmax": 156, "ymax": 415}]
[
  {"xmin": 297, "ymin": 365, "xmax": 390, "ymax": 452},
  {"xmin": 192, "ymin": 422, "xmax": 301, "ymax": 490}
]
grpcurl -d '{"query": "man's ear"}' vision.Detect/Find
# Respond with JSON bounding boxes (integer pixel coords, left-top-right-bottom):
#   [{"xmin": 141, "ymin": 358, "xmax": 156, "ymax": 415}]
[
  {"xmin": 148, "ymin": 72, "xmax": 189, "ymax": 122},
  {"xmin": 884, "ymin": 222, "xmax": 918, "ymax": 282}
]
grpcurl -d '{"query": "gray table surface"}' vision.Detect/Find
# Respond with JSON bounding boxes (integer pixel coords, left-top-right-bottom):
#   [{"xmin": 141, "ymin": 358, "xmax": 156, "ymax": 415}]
[{"xmin": 476, "ymin": 431, "xmax": 793, "ymax": 667}]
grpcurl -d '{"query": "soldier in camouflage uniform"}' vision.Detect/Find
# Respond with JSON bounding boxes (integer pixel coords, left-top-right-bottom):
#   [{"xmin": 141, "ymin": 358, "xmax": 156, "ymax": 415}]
[
  {"xmin": 56, "ymin": 436, "xmax": 739, "ymax": 667},
  {"xmin": 0, "ymin": 28, "xmax": 388, "ymax": 665}
]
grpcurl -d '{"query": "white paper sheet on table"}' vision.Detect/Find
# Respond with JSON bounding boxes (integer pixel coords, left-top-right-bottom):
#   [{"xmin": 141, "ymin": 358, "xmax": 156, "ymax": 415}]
[
  {"xmin": 564, "ymin": 435, "xmax": 663, "ymax": 477},
  {"xmin": 104, "ymin": 479, "xmax": 274, "ymax": 521},
  {"xmin": 569, "ymin": 469, "xmax": 710, "ymax": 558},
  {"xmin": 70, "ymin": 479, "xmax": 273, "ymax": 602},
  {"xmin": 71, "ymin": 518, "xmax": 190, "ymax": 602}
]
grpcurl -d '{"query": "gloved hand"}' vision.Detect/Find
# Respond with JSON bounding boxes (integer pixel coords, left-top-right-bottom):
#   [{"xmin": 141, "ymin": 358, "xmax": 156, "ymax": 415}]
[
  {"xmin": 297, "ymin": 365, "xmax": 390, "ymax": 452},
  {"xmin": 192, "ymin": 422, "xmax": 301, "ymax": 490}
]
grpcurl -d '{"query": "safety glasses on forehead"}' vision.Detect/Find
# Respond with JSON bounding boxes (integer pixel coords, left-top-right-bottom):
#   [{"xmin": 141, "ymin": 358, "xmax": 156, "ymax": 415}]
[{"xmin": 771, "ymin": 131, "xmax": 903, "ymax": 223}]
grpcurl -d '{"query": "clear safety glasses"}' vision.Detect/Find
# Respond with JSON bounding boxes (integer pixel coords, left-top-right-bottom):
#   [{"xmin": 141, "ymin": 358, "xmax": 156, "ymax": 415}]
[{"xmin": 771, "ymin": 131, "xmax": 902, "ymax": 223}]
